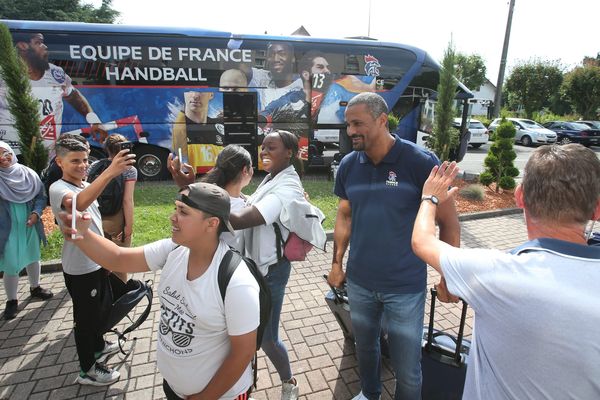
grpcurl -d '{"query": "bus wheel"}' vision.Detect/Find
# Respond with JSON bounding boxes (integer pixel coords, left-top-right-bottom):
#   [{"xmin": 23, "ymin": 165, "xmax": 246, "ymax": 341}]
[{"xmin": 135, "ymin": 145, "xmax": 170, "ymax": 181}]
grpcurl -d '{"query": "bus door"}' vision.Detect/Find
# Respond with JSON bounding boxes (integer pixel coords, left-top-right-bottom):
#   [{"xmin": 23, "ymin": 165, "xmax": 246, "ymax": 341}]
[{"xmin": 222, "ymin": 92, "xmax": 259, "ymax": 168}]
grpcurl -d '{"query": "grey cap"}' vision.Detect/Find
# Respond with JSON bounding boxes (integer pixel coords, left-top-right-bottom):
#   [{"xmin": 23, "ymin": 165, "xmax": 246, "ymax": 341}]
[{"xmin": 178, "ymin": 182, "xmax": 235, "ymax": 234}]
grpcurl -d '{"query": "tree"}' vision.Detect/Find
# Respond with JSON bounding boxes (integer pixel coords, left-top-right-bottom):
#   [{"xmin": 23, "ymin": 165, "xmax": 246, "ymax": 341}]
[
  {"xmin": 563, "ymin": 64, "xmax": 600, "ymax": 119},
  {"xmin": 505, "ymin": 60, "xmax": 563, "ymax": 118},
  {"xmin": 455, "ymin": 53, "xmax": 487, "ymax": 91},
  {"xmin": 479, "ymin": 119, "xmax": 519, "ymax": 192},
  {"xmin": 0, "ymin": 0, "xmax": 119, "ymax": 23},
  {"xmin": 0, "ymin": 23, "xmax": 47, "ymax": 172},
  {"xmin": 428, "ymin": 42, "xmax": 459, "ymax": 162}
]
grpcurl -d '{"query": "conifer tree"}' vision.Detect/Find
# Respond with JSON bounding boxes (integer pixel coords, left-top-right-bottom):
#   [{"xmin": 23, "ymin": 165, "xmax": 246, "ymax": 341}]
[
  {"xmin": 0, "ymin": 23, "xmax": 47, "ymax": 172},
  {"xmin": 479, "ymin": 119, "xmax": 519, "ymax": 192},
  {"xmin": 429, "ymin": 41, "xmax": 459, "ymax": 162}
]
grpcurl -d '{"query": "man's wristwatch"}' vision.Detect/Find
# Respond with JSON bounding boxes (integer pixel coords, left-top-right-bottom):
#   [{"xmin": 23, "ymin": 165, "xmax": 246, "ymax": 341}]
[{"xmin": 421, "ymin": 195, "xmax": 439, "ymax": 205}]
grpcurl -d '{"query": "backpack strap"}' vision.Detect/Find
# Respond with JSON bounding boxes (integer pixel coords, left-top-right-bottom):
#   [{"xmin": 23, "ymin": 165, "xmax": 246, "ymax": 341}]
[
  {"xmin": 121, "ymin": 280, "xmax": 153, "ymax": 336},
  {"xmin": 272, "ymin": 223, "xmax": 285, "ymax": 262},
  {"xmin": 218, "ymin": 249, "xmax": 242, "ymax": 301}
]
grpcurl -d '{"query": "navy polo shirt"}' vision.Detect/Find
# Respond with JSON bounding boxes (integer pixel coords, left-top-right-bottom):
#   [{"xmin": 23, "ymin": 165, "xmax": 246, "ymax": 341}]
[{"xmin": 334, "ymin": 135, "xmax": 439, "ymax": 293}]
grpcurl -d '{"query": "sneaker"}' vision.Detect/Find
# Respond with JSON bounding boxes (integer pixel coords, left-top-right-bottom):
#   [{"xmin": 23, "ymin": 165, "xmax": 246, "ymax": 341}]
[
  {"xmin": 352, "ymin": 392, "xmax": 380, "ymax": 400},
  {"xmin": 76, "ymin": 363, "xmax": 120, "ymax": 386},
  {"xmin": 281, "ymin": 378, "xmax": 299, "ymax": 400},
  {"xmin": 4, "ymin": 300, "xmax": 18, "ymax": 320},
  {"xmin": 94, "ymin": 340, "xmax": 120, "ymax": 363},
  {"xmin": 30, "ymin": 286, "xmax": 53, "ymax": 300}
]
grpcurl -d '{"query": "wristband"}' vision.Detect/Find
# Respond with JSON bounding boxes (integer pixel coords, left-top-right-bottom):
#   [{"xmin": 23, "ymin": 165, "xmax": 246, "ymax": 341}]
[{"xmin": 85, "ymin": 112, "xmax": 102, "ymax": 125}]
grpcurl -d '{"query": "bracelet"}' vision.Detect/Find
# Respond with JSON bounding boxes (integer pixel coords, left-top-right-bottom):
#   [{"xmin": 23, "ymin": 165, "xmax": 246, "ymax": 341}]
[{"xmin": 85, "ymin": 112, "xmax": 102, "ymax": 125}]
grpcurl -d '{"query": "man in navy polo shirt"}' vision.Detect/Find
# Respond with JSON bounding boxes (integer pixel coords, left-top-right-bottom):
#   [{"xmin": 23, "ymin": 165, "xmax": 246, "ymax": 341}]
[
  {"xmin": 327, "ymin": 92, "xmax": 460, "ymax": 400},
  {"xmin": 413, "ymin": 145, "xmax": 600, "ymax": 399}
]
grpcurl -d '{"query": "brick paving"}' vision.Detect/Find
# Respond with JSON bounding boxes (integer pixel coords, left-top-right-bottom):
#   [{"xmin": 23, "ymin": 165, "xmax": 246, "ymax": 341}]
[{"xmin": 0, "ymin": 212, "xmax": 528, "ymax": 400}]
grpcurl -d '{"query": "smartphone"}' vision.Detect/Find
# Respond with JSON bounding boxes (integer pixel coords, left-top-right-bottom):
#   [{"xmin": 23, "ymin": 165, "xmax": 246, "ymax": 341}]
[
  {"xmin": 71, "ymin": 193, "xmax": 78, "ymax": 240},
  {"xmin": 177, "ymin": 147, "xmax": 185, "ymax": 172},
  {"xmin": 120, "ymin": 141, "xmax": 134, "ymax": 151}
]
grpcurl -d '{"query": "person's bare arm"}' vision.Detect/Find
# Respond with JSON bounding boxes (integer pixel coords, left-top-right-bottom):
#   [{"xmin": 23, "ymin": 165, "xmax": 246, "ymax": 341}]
[
  {"xmin": 327, "ymin": 198, "xmax": 351, "ymax": 288},
  {"xmin": 59, "ymin": 209, "xmax": 149, "ymax": 273},
  {"xmin": 64, "ymin": 89, "xmax": 107, "ymax": 142},
  {"xmin": 412, "ymin": 162, "xmax": 460, "ymax": 273},
  {"xmin": 229, "ymin": 206, "xmax": 266, "ymax": 230},
  {"xmin": 63, "ymin": 150, "xmax": 135, "ymax": 212},
  {"xmin": 64, "ymin": 89, "xmax": 93, "ymax": 115},
  {"xmin": 122, "ymin": 179, "xmax": 135, "ymax": 240},
  {"xmin": 187, "ymin": 331, "xmax": 256, "ymax": 400}
]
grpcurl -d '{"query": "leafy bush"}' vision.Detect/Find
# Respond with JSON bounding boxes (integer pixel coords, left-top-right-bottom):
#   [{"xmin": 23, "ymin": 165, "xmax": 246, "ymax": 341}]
[
  {"xmin": 481, "ymin": 119, "xmax": 519, "ymax": 192},
  {"xmin": 459, "ymin": 184, "xmax": 485, "ymax": 201}
]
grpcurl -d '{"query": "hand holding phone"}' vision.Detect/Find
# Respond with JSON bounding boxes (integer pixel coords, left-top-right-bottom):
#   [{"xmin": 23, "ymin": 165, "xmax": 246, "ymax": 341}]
[
  {"xmin": 178, "ymin": 147, "xmax": 185, "ymax": 172},
  {"xmin": 120, "ymin": 141, "xmax": 134, "ymax": 151},
  {"xmin": 71, "ymin": 193, "xmax": 78, "ymax": 240}
]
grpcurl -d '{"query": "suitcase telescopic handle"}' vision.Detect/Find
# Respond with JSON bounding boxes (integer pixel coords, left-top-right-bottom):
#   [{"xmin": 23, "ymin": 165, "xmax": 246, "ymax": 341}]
[
  {"xmin": 322, "ymin": 274, "xmax": 346, "ymax": 304},
  {"xmin": 426, "ymin": 287, "xmax": 468, "ymax": 365}
]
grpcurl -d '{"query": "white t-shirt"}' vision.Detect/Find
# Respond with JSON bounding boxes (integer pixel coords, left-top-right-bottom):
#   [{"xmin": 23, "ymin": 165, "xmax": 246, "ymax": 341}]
[
  {"xmin": 440, "ymin": 239, "xmax": 600, "ymax": 400},
  {"xmin": 220, "ymin": 196, "xmax": 246, "ymax": 253},
  {"xmin": 49, "ymin": 179, "xmax": 103, "ymax": 275},
  {"xmin": 144, "ymin": 239, "xmax": 260, "ymax": 398}
]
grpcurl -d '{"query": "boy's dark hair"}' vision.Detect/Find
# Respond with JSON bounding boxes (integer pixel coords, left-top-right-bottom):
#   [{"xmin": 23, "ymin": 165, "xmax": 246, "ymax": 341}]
[
  {"xmin": 202, "ymin": 145, "xmax": 252, "ymax": 188},
  {"xmin": 104, "ymin": 134, "xmax": 127, "ymax": 158},
  {"xmin": 277, "ymin": 130, "xmax": 299, "ymax": 161},
  {"xmin": 54, "ymin": 134, "xmax": 90, "ymax": 158}
]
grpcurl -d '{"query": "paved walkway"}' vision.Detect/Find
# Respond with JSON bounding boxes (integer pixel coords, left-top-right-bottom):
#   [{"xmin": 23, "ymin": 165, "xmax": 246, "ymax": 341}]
[{"xmin": 0, "ymin": 213, "xmax": 528, "ymax": 400}]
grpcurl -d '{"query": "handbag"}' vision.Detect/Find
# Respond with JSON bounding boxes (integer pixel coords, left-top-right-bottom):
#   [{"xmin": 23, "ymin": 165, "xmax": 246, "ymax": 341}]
[{"xmin": 273, "ymin": 223, "xmax": 313, "ymax": 261}]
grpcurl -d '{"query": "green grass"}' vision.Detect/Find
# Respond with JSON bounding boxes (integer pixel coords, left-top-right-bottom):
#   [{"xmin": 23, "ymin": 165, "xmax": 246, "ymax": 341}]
[{"xmin": 41, "ymin": 177, "xmax": 338, "ymax": 261}]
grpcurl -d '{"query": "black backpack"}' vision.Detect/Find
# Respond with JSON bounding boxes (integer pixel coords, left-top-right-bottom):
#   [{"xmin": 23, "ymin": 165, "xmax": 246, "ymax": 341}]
[
  {"xmin": 40, "ymin": 157, "xmax": 63, "ymax": 206},
  {"xmin": 98, "ymin": 273, "xmax": 154, "ymax": 356},
  {"xmin": 218, "ymin": 249, "xmax": 271, "ymax": 389},
  {"xmin": 218, "ymin": 249, "xmax": 271, "ymax": 351},
  {"xmin": 87, "ymin": 158, "xmax": 124, "ymax": 216}
]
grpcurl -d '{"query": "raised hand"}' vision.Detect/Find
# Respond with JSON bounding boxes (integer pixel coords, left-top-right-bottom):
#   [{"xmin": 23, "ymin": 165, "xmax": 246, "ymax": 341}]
[{"xmin": 423, "ymin": 161, "xmax": 460, "ymax": 203}]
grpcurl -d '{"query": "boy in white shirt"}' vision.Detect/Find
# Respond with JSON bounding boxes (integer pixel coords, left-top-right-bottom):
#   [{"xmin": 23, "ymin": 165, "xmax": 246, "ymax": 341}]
[
  {"xmin": 62, "ymin": 182, "xmax": 260, "ymax": 400},
  {"xmin": 49, "ymin": 134, "xmax": 135, "ymax": 386}
]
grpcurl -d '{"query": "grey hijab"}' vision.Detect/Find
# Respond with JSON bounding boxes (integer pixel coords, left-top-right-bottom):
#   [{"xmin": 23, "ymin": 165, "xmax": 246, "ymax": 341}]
[{"xmin": 0, "ymin": 141, "xmax": 43, "ymax": 203}]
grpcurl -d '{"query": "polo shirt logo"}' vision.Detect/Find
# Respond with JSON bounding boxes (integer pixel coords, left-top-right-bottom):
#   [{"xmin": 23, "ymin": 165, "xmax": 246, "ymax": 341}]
[{"xmin": 386, "ymin": 171, "xmax": 398, "ymax": 187}]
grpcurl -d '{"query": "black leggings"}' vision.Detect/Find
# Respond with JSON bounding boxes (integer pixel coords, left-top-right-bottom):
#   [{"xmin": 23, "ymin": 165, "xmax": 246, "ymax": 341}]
[{"xmin": 163, "ymin": 380, "xmax": 251, "ymax": 400}]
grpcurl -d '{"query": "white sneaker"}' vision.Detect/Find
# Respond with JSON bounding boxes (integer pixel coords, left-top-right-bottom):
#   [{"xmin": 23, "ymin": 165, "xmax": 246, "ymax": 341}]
[
  {"xmin": 281, "ymin": 379, "xmax": 299, "ymax": 400},
  {"xmin": 352, "ymin": 392, "xmax": 380, "ymax": 400},
  {"xmin": 94, "ymin": 340, "xmax": 120, "ymax": 363},
  {"xmin": 76, "ymin": 363, "xmax": 120, "ymax": 386}
]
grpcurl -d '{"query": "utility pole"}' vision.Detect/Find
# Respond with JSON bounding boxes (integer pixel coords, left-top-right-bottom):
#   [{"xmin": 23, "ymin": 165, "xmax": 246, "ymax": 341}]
[
  {"xmin": 367, "ymin": 0, "xmax": 372, "ymax": 37},
  {"xmin": 493, "ymin": 0, "xmax": 516, "ymax": 118}
]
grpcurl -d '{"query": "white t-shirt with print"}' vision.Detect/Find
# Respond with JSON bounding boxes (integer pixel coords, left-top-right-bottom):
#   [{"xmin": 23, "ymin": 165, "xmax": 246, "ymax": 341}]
[
  {"xmin": 144, "ymin": 239, "xmax": 260, "ymax": 398},
  {"xmin": 49, "ymin": 179, "xmax": 103, "ymax": 275},
  {"xmin": 220, "ymin": 196, "xmax": 246, "ymax": 253}
]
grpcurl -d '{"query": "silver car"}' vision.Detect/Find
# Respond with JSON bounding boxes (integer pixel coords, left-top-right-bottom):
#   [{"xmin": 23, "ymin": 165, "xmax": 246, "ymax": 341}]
[{"xmin": 488, "ymin": 118, "xmax": 557, "ymax": 146}]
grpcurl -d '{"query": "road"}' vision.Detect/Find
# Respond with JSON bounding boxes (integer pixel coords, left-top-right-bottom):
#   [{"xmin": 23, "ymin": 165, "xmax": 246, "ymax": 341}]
[{"xmin": 458, "ymin": 143, "xmax": 600, "ymax": 178}]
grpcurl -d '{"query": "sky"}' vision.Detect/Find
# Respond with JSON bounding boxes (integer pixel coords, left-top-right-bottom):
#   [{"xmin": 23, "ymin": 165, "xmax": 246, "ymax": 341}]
[{"xmin": 95, "ymin": 0, "xmax": 598, "ymax": 87}]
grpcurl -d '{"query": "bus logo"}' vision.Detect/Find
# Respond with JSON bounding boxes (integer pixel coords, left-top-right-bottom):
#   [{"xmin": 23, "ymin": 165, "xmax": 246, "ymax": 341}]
[{"xmin": 364, "ymin": 55, "xmax": 381, "ymax": 77}]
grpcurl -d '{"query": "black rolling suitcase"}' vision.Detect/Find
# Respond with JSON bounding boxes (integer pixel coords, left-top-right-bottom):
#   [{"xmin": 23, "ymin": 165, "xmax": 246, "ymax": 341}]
[
  {"xmin": 323, "ymin": 276, "xmax": 389, "ymax": 357},
  {"xmin": 421, "ymin": 288, "xmax": 471, "ymax": 400}
]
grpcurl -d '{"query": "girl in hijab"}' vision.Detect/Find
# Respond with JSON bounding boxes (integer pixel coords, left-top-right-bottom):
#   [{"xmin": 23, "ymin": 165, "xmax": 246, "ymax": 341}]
[{"xmin": 0, "ymin": 141, "xmax": 53, "ymax": 320}]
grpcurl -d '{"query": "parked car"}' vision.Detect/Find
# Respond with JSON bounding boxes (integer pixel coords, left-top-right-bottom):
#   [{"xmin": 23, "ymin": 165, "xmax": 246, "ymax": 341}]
[
  {"xmin": 543, "ymin": 121, "xmax": 600, "ymax": 146},
  {"xmin": 488, "ymin": 118, "xmax": 557, "ymax": 146},
  {"xmin": 577, "ymin": 120, "xmax": 600, "ymax": 130},
  {"xmin": 453, "ymin": 118, "xmax": 489, "ymax": 148}
]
